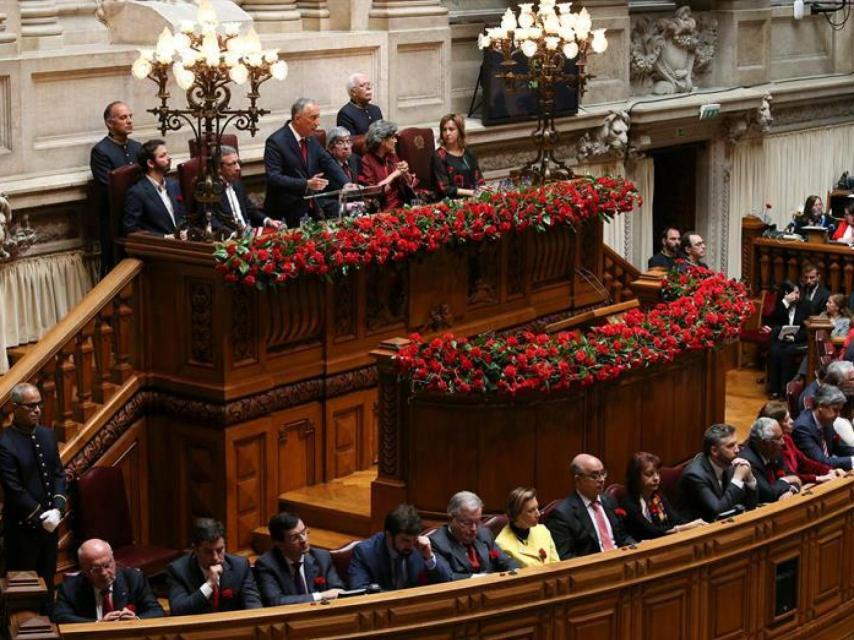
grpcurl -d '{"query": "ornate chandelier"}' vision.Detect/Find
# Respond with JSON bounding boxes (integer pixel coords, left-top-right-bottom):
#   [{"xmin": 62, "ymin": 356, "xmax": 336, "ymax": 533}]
[
  {"xmin": 131, "ymin": 0, "xmax": 288, "ymax": 240},
  {"xmin": 478, "ymin": 1, "xmax": 607, "ymax": 184}
]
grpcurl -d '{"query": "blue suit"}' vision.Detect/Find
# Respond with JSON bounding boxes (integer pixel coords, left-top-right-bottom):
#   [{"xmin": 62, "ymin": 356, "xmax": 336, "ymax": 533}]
[
  {"xmin": 792, "ymin": 410, "xmax": 854, "ymax": 470},
  {"xmin": 253, "ymin": 547, "xmax": 344, "ymax": 606},
  {"xmin": 166, "ymin": 552, "xmax": 261, "ymax": 615},
  {"xmin": 122, "ymin": 176, "xmax": 186, "ymax": 236},
  {"xmin": 263, "ymin": 123, "xmax": 348, "ymax": 226},
  {"xmin": 429, "ymin": 525, "xmax": 518, "ymax": 580},
  {"xmin": 53, "ymin": 567, "xmax": 164, "ymax": 623},
  {"xmin": 219, "ymin": 180, "xmax": 266, "ymax": 229},
  {"xmin": 348, "ymin": 532, "xmax": 451, "ymax": 591}
]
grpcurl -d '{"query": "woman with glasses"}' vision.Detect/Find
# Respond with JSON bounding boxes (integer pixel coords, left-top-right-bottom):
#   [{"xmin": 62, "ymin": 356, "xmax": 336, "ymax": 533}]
[
  {"xmin": 358, "ymin": 120, "xmax": 419, "ymax": 212},
  {"xmin": 431, "ymin": 113, "xmax": 484, "ymax": 200},
  {"xmin": 494, "ymin": 487, "xmax": 559, "ymax": 568}
]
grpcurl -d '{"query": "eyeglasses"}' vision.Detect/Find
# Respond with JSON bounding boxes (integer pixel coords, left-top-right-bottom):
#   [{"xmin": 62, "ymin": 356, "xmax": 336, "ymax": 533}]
[
  {"xmin": 453, "ymin": 516, "xmax": 481, "ymax": 529},
  {"xmin": 285, "ymin": 528, "xmax": 310, "ymax": 543},
  {"xmin": 15, "ymin": 401, "xmax": 43, "ymax": 410},
  {"xmin": 334, "ymin": 140, "xmax": 352, "ymax": 147},
  {"xmin": 221, "ymin": 160, "xmax": 240, "ymax": 167},
  {"xmin": 578, "ymin": 470, "xmax": 608, "ymax": 481},
  {"xmin": 85, "ymin": 562, "xmax": 114, "ymax": 574}
]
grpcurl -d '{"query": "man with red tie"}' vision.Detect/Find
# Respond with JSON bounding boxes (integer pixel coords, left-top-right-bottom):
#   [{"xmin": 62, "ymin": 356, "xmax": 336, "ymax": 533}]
[
  {"xmin": 52, "ymin": 539, "xmax": 163, "ymax": 623},
  {"xmin": 166, "ymin": 518, "xmax": 261, "ymax": 615},
  {"xmin": 545, "ymin": 454, "xmax": 637, "ymax": 560},
  {"xmin": 263, "ymin": 97, "xmax": 351, "ymax": 227}
]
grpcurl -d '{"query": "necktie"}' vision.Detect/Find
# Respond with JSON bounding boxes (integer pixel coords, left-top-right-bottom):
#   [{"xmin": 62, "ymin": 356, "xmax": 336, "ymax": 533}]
[
  {"xmin": 591, "ymin": 500, "xmax": 616, "ymax": 551},
  {"xmin": 294, "ymin": 561, "xmax": 307, "ymax": 594},
  {"xmin": 102, "ymin": 590, "xmax": 114, "ymax": 615},
  {"xmin": 211, "ymin": 584, "xmax": 220, "ymax": 610},
  {"xmin": 466, "ymin": 545, "xmax": 481, "ymax": 572},
  {"xmin": 820, "ymin": 427, "xmax": 830, "ymax": 456},
  {"xmin": 393, "ymin": 555, "xmax": 407, "ymax": 589},
  {"xmin": 299, "ymin": 138, "xmax": 309, "ymax": 165}
]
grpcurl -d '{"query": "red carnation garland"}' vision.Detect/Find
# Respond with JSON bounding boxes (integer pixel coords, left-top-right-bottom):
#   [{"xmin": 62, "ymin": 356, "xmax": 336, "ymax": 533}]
[
  {"xmin": 394, "ymin": 266, "xmax": 753, "ymax": 396},
  {"xmin": 213, "ymin": 177, "xmax": 640, "ymax": 289}
]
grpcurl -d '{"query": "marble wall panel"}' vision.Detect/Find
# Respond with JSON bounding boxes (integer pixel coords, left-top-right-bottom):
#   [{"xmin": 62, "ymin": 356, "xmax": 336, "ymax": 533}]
[{"xmin": 769, "ymin": 12, "xmax": 833, "ymax": 80}]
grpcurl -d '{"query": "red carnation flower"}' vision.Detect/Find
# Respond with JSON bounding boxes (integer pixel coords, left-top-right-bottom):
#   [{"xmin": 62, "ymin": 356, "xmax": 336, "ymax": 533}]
[
  {"xmin": 538, "ymin": 548, "xmax": 547, "ymax": 560},
  {"xmin": 775, "ymin": 469, "xmax": 785, "ymax": 478},
  {"xmin": 614, "ymin": 508, "xmax": 627, "ymax": 519},
  {"xmin": 488, "ymin": 549, "xmax": 500, "ymax": 560},
  {"xmin": 125, "ymin": 603, "xmax": 136, "ymax": 613},
  {"xmin": 313, "ymin": 576, "xmax": 326, "ymax": 587},
  {"xmin": 221, "ymin": 588, "xmax": 234, "ymax": 599}
]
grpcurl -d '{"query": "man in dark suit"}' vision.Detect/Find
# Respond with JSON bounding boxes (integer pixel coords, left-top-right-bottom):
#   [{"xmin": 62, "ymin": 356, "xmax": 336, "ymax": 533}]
[
  {"xmin": 166, "ymin": 518, "xmax": 262, "ymax": 615},
  {"xmin": 429, "ymin": 492, "xmax": 518, "ymax": 580},
  {"xmin": 264, "ymin": 97, "xmax": 350, "ymax": 227},
  {"xmin": 52, "ymin": 538, "xmax": 163, "ymax": 623},
  {"xmin": 323, "ymin": 126, "xmax": 364, "ymax": 216},
  {"xmin": 254, "ymin": 511, "xmax": 344, "ymax": 605},
  {"xmin": 217, "ymin": 146, "xmax": 280, "ymax": 232},
  {"xmin": 679, "ymin": 424, "xmax": 759, "ymax": 522},
  {"xmin": 91, "ymin": 101, "xmax": 142, "ymax": 275},
  {"xmin": 0, "ymin": 383, "xmax": 67, "ymax": 600},
  {"xmin": 793, "ymin": 384, "xmax": 854, "ymax": 469},
  {"xmin": 740, "ymin": 417, "xmax": 802, "ymax": 503},
  {"xmin": 122, "ymin": 138, "xmax": 186, "ymax": 236},
  {"xmin": 647, "ymin": 226, "xmax": 680, "ymax": 270},
  {"xmin": 350, "ymin": 504, "xmax": 451, "ymax": 589},
  {"xmin": 545, "ymin": 454, "xmax": 636, "ymax": 560},
  {"xmin": 800, "ymin": 262, "xmax": 830, "ymax": 316},
  {"xmin": 336, "ymin": 73, "xmax": 383, "ymax": 136}
]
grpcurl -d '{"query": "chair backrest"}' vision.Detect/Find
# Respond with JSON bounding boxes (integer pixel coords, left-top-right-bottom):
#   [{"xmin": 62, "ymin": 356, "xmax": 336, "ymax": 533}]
[
  {"xmin": 76, "ymin": 466, "xmax": 133, "ymax": 549},
  {"xmin": 760, "ymin": 289, "xmax": 778, "ymax": 321},
  {"xmin": 108, "ymin": 164, "xmax": 142, "ymax": 246},
  {"xmin": 189, "ymin": 134, "xmax": 239, "ymax": 158},
  {"xmin": 659, "ymin": 461, "xmax": 688, "ymax": 510},
  {"xmin": 482, "ymin": 514, "xmax": 508, "ymax": 538},
  {"xmin": 396, "ymin": 127, "xmax": 435, "ymax": 191},
  {"xmin": 310, "ymin": 129, "xmax": 327, "ymax": 150},
  {"xmin": 786, "ymin": 378, "xmax": 805, "ymax": 419},
  {"xmin": 741, "ymin": 290, "xmax": 767, "ymax": 331},
  {"xmin": 539, "ymin": 498, "xmax": 561, "ymax": 523},
  {"xmin": 351, "ymin": 134, "xmax": 367, "ymax": 158},
  {"xmin": 329, "ymin": 540, "xmax": 361, "ymax": 580},
  {"xmin": 604, "ymin": 483, "xmax": 626, "ymax": 502},
  {"xmin": 177, "ymin": 158, "xmax": 202, "ymax": 214}
]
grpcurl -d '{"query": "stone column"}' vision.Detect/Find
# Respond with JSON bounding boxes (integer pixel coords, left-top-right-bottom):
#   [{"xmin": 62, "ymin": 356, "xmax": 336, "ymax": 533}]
[
  {"xmin": 580, "ymin": 0, "xmax": 630, "ymax": 105},
  {"xmin": 241, "ymin": 0, "xmax": 302, "ymax": 33},
  {"xmin": 0, "ymin": 0, "xmax": 20, "ymax": 53},
  {"xmin": 369, "ymin": 0, "xmax": 447, "ymax": 30},
  {"xmin": 297, "ymin": 0, "xmax": 330, "ymax": 30},
  {"xmin": 711, "ymin": 0, "xmax": 771, "ymax": 87},
  {"xmin": 18, "ymin": 0, "xmax": 62, "ymax": 50}
]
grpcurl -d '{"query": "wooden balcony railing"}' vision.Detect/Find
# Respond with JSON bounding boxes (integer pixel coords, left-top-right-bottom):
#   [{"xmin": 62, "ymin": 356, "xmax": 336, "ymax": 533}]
[{"xmin": 601, "ymin": 244, "xmax": 639, "ymax": 303}]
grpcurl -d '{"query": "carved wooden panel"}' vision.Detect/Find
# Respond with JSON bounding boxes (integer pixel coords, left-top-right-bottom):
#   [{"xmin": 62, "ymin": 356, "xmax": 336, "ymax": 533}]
[
  {"xmin": 708, "ymin": 560, "xmax": 752, "ymax": 640},
  {"xmin": 505, "ymin": 233, "xmax": 526, "ymax": 299},
  {"xmin": 365, "ymin": 262, "xmax": 408, "ymax": 334},
  {"xmin": 324, "ymin": 390, "xmax": 376, "ymax": 482},
  {"xmin": 531, "ymin": 227, "xmax": 574, "ymax": 289},
  {"xmin": 564, "ymin": 597, "xmax": 620, "ymax": 640},
  {"xmin": 811, "ymin": 522, "xmax": 845, "ymax": 615},
  {"xmin": 332, "ymin": 272, "xmax": 357, "ymax": 340},
  {"xmin": 266, "ymin": 277, "xmax": 325, "ymax": 351},
  {"xmin": 187, "ymin": 279, "xmax": 214, "ymax": 366},
  {"xmin": 468, "ymin": 242, "xmax": 501, "ymax": 307},
  {"xmin": 275, "ymin": 403, "xmax": 322, "ymax": 493},
  {"xmin": 230, "ymin": 286, "xmax": 257, "ymax": 366},
  {"xmin": 639, "ymin": 577, "xmax": 691, "ymax": 640},
  {"xmin": 231, "ymin": 433, "xmax": 266, "ymax": 550}
]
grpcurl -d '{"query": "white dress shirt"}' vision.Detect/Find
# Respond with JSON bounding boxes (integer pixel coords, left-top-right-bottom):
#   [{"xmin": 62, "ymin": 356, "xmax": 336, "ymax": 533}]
[
  {"xmin": 146, "ymin": 175, "xmax": 176, "ymax": 225},
  {"xmin": 578, "ymin": 492, "xmax": 615, "ymax": 551}
]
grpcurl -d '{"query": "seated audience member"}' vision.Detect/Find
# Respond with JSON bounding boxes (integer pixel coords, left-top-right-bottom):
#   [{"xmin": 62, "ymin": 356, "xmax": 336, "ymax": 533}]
[
  {"xmin": 349, "ymin": 504, "xmax": 451, "ymax": 590},
  {"xmin": 254, "ymin": 511, "xmax": 344, "ymax": 605},
  {"xmin": 618, "ymin": 452, "xmax": 703, "ymax": 542},
  {"xmin": 336, "ymin": 73, "xmax": 383, "ymax": 136},
  {"xmin": 824, "ymin": 293, "xmax": 852, "ymax": 337},
  {"xmin": 326, "ymin": 126, "xmax": 361, "ymax": 183},
  {"xmin": 358, "ymin": 120, "xmax": 418, "ymax": 212},
  {"xmin": 167, "ymin": 518, "xmax": 261, "ymax": 615},
  {"xmin": 759, "ymin": 400, "xmax": 844, "ymax": 484},
  {"xmin": 430, "ymin": 491, "xmax": 519, "ymax": 579},
  {"xmin": 739, "ymin": 418, "xmax": 802, "ymax": 502},
  {"xmin": 122, "ymin": 139, "xmax": 186, "ymax": 236},
  {"xmin": 264, "ymin": 97, "xmax": 349, "ymax": 227},
  {"xmin": 831, "ymin": 200, "xmax": 854, "ymax": 242},
  {"xmin": 647, "ymin": 226, "xmax": 681, "ymax": 270},
  {"xmin": 545, "ymin": 454, "xmax": 636, "ymax": 560},
  {"xmin": 765, "ymin": 280, "xmax": 810, "ymax": 399},
  {"xmin": 431, "ymin": 113, "xmax": 484, "ymax": 200},
  {"xmin": 678, "ymin": 231, "xmax": 708, "ymax": 269},
  {"xmin": 799, "ymin": 262, "xmax": 830, "ymax": 316},
  {"xmin": 792, "ymin": 385, "xmax": 854, "ymax": 470},
  {"xmin": 789, "ymin": 195, "xmax": 835, "ymax": 238},
  {"xmin": 679, "ymin": 424, "xmax": 758, "ymax": 522},
  {"xmin": 798, "ymin": 363, "xmax": 825, "ymax": 414},
  {"xmin": 53, "ymin": 539, "xmax": 163, "ymax": 623},
  {"xmin": 218, "ymin": 145, "xmax": 279, "ymax": 231},
  {"xmin": 494, "ymin": 487, "xmax": 559, "ymax": 567},
  {"xmin": 799, "ymin": 360, "xmax": 854, "ymax": 412}
]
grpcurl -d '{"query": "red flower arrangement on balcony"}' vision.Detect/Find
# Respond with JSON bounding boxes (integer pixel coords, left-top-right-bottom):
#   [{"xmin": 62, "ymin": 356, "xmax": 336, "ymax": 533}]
[
  {"xmin": 394, "ymin": 266, "xmax": 753, "ymax": 396},
  {"xmin": 213, "ymin": 177, "xmax": 640, "ymax": 289}
]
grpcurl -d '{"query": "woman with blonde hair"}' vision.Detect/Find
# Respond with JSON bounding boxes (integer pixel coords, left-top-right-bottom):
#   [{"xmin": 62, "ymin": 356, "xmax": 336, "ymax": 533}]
[{"xmin": 494, "ymin": 487, "xmax": 559, "ymax": 567}]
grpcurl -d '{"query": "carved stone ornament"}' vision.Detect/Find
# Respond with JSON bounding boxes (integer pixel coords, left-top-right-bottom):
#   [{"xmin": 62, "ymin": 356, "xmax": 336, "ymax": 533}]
[
  {"xmin": 755, "ymin": 94, "xmax": 773, "ymax": 133},
  {"xmin": 0, "ymin": 192, "xmax": 36, "ymax": 262},
  {"xmin": 630, "ymin": 6, "xmax": 718, "ymax": 95},
  {"xmin": 576, "ymin": 111, "xmax": 631, "ymax": 163}
]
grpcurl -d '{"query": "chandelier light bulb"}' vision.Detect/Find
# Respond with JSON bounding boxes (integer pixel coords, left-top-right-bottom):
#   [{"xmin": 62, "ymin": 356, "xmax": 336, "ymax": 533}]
[
  {"xmin": 155, "ymin": 27, "xmax": 175, "ymax": 60},
  {"xmin": 197, "ymin": 0, "xmax": 218, "ymax": 26},
  {"xmin": 180, "ymin": 20, "xmax": 195, "ymax": 34},
  {"xmin": 270, "ymin": 59, "xmax": 288, "ymax": 81},
  {"xmin": 521, "ymin": 39, "xmax": 538, "ymax": 58},
  {"xmin": 176, "ymin": 69, "xmax": 195, "ymax": 90},
  {"xmin": 229, "ymin": 63, "xmax": 248, "ymax": 85},
  {"xmin": 557, "ymin": 2, "xmax": 572, "ymax": 14},
  {"xmin": 518, "ymin": 12, "xmax": 535, "ymax": 29},
  {"xmin": 562, "ymin": 41, "xmax": 579, "ymax": 59},
  {"xmin": 544, "ymin": 12, "xmax": 561, "ymax": 34},
  {"xmin": 501, "ymin": 8, "xmax": 517, "ymax": 31},
  {"xmin": 575, "ymin": 7, "xmax": 592, "ymax": 40},
  {"xmin": 172, "ymin": 32, "xmax": 190, "ymax": 51},
  {"xmin": 244, "ymin": 27, "xmax": 262, "ymax": 54},
  {"xmin": 201, "ymin": 33, "xmax": 220, "ymax": 66},
  {"xmin": 591, "ymin": 28, "xmax": 608, "ymax": 53},
  {"xmin": 518, "ymin": 3, "xmax": 534, "ymax": 13},
  {"xmin": 131, "ymin": 56, "xmax": 152, "ymax": 79},
  {"xmin": 263, "ymin": 49, "xmax": 279, "ymax": 64},
  {"xmin": 545, "ymin": 36, "xmax": 560, "ymax": 50},
  {"xmin": 181, "ymin": 48, "xmax": 199, "ymax": 67},
  {"xmin": 477, "ymin": 33, "xmax": 491, "ymax": 49},
  {"xmin": 223, "ymin": 22, "xmax": 241, "ymax": 37}
]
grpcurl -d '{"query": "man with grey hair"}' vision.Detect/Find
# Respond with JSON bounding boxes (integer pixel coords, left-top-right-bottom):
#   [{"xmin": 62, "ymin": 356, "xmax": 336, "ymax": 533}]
[
  {"xmin": 546, "ymin": 454, "xmax": 636, "ymax": 560},
  {"xmin": 739, "ymin": 417, "xmax": 802, "ymax": 503},
  {"xmin": 799, "ymin": 360, "xmax": 854, "ymax": 412},
  {"xmin": 429, "ymin": 491, "xmax": 518, "ymax": 579},
  {"xmin": 264, "ymin": 97, "xmax": 350, "ymax": 227},
  {"xmin": 793, "ymin": 384, "xmax": 854, "ymax": 469},
  {"xmin": 326, "ymin": 127, "xmax": 361, "ymax": 182},
  {"xmin": 218, "ymin": 145, "xmax": 279, "ymax": 230},
  {"xmin": 0, "ymin": 382, "xmax": 67, "ymax": 601},
  {"xmin": 337, "ymin": 72, "xmax": 383, "ymax": 136},
  {"xmin": 679, "ymin": 424, "xmax": 758, "ymax": 522}
]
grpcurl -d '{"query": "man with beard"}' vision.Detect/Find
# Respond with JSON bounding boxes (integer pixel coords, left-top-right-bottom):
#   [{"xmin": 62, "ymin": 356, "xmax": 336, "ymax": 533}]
[
  {"xmin": 122, "ymin": 139, "xmax": 185, "ymax": 236},
  {"xmin": 648, "ymin": 226, "xmax": 681, "ymax": 270}
]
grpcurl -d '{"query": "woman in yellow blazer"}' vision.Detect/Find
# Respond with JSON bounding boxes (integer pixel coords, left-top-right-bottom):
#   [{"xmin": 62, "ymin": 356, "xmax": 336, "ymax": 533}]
[{"xmin": 495, "ymin": 487, "xmax": 560, "ymax": 567}]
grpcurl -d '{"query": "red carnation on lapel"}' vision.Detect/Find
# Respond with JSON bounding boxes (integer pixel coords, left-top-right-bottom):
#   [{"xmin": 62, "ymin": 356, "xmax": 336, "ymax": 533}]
[
  {"xmin": 417, "ymin": 570, "xmax": 429, "ymax": 585},
  {"xmin": 614, "ymin": 508, "xmax": 627, "ymax": 519},
  {"xmin": 221, "ymin": 588, "xmax": 234, "ymax": 599},
  {"xmin": 314, "ymin": 576, "xmax": 326, "ymax": 587},
  {"xmin": 175, "ymin": 194, "xmax": 183, "ymax": 202},
  {"xmin": 538, "ymin": 548, "xmax": 547, "ymax": 560},
  {"xmin": 125, "ymin": 604, "xmax": 136, "ymax": 613},
  {"xmin": 488, "ymin": 549, "xmax": 500, "ymax": 560},
  {"xmin": 775, "ymin": 469, "xmax": 785, "ymax": 478}
]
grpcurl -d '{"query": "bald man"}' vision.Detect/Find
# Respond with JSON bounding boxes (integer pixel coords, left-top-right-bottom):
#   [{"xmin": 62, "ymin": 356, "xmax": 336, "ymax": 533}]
[
  {"xmin": 0, "ymin": 383, "xmax": 67, "ymax": 599},
  {"xmin": 545, "ymin": 454, "xmax": 636, "ymax": 560},
  {"xmin": 52, "ymin": 539, "xmax": 163, "ymax": 623}
]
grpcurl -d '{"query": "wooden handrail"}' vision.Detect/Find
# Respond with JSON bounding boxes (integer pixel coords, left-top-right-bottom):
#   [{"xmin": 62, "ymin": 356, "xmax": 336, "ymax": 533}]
[{"xmin": 600, "ymin": 244, "xmax": 640, "ymax": 303}]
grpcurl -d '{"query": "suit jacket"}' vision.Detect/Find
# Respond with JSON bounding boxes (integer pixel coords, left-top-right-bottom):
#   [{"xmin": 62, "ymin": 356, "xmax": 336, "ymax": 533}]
[
  {"xmin": 220, "ymin": 179, "xmax": 265, "ymax": 228},
  {"xmin": 263, "ymin": 123, "xmax": 348, "ymax": 226},
  {"xmin": 792, "ymin": 409, "xmax": 853, "ymax": 470},
  {"xmin": 253, "ymin": 547, "xmax": 344, "ymax": 606},
  {"xmin": 429, "ymin": 525, "xmax": 518, "ymax": 580},
  {"xmin": 545, "ymin": 492, "xmax": 636, "ymax": 560},
  {"xmin": 678, "ymin": 453, "xmax": 759, "ymax": 522},
  {"xmin": 166, "ymin": 552, "xmax": 262, "ymax": 615},
  {"xmin": 90, "ymin": 136, "xmax": 142, "ymax": 186},
  {"xmin": 122, "ymin": 176, "xmax": 186, "ymax": 236},
  {"xmin": 52, "ymin": 567, "xmax": 164, "ymax": 623},
  {"xmin": 336, "ymin": 101, "xmax": 383, "ymax": 136},
  {"xmin": 801, "ymin": 284, "xmax": 830, "ymax": 316},
  {"xmin": 494, "ymin": 523, "xmax": 559, "ymax": 568},
  {"xmin": 768, "ymin": 300, "xmax": 811, "ymax": 343},
  {"xmin": 617, "ymin": 491, "xmax": 686, "ymax": 542},
  {"xmin": 0, "ymin": 425, "xmax": 67, "ymax": 529},
  {"xmin": 738, "ymin": 441, "xmax": 795, "ymax": 503},
  {"xmin": 349, "ymin": 532, "xmax": 451, "ymax": 590}
]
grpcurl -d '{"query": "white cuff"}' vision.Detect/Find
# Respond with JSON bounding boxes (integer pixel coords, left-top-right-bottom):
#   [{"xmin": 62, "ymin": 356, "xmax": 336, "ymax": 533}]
[{"xmin": 200, "ymin": 582, "xmax": 214, "ymax": 599}]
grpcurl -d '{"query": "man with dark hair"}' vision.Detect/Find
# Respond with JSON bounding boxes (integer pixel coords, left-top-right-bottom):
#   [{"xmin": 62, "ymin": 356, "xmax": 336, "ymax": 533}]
[
  {"xmin": 253, "ymin": 512, "xmax": 344, "ymax": 605},
  {"xmin": 679, "ymin": 424, "xmax": 758, "ymax": 522},
  {"xmin": 545, "ymin": 455, "xmax": 636, "ymax": 560},
  {"xmin": 122, "ymin": 139, "xmax": 185, "ymax": 236},
  {"xmin": 430, "ymin": 492, "xmax": 519, "ymax": 579},
  {"xmin": 166, "ymin": 518, "xmax": 261, "ymax": 615},
  {"xmin": 349, "ymin": 504, "xmax": 451, "ymax": 590},
  {"xmin": 264, "ymin": 97, "xmax": 350, "ymax": 227},
  {"xmin": 800, "ymin": 262, "xmax": 829, "ymax": 315},
  {"xmin": 679, "ymin": 231, "xmax": 709, "ymax": 269},
  {"xmin": 739, "ymin": 417, "xmax": 802, "ymax": 503},
  {"xmin": 0, "ymin": 383, "xmax": 67, "ymax": 601},
  {"xmin": 793, "ymin": 384, "xmax": 854, "ymax": 469},
  {"xmin": 648, "ymin": 226, "xmax": 681, "ymax": 270},
  {"xmin": 218, "ymin": 146, "xmax": 280, "ymax": 231}
]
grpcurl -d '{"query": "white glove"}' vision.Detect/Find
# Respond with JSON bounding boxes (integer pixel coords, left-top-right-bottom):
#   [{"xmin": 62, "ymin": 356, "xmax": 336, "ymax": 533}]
[{"xmin": 39, "ymin": 508, "xmax": 61, "ymax": 533}]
